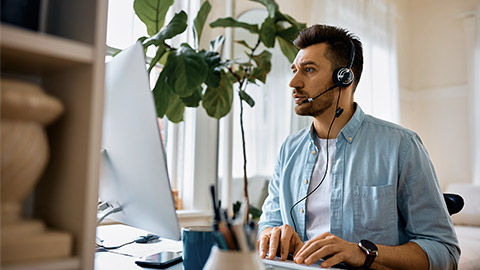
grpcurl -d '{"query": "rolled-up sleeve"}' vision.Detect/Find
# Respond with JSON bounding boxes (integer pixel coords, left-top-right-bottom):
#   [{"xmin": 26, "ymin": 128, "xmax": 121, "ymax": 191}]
[
  {"xmin": 398, "ymin": 134, "xmax": 460, "ymax": 270},
  {"xmin": 258, "ymin": 143, "xmax": 285, "ymax": 235}
]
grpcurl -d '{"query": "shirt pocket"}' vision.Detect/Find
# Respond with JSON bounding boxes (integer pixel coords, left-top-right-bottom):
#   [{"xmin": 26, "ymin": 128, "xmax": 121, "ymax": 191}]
[{"xmin": 353, "ymin": 184, "xmax": 396, "ymax": 231}]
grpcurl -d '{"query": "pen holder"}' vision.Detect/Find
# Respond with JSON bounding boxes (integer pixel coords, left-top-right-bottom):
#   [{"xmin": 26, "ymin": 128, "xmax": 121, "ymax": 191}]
[{"xmin": 203, "ymin": 246, "xmax": 265, "ymax": 270}]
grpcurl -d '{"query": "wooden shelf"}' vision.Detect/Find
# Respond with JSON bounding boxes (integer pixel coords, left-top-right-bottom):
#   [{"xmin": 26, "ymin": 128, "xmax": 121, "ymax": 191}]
[
  {"xmin": 0, "ymin": 24, "xmax": 94, "ymax": 74},
  {"xmin": 2, "ymin": 257, "xmax": 80, "ymax": 270},
  {"xmin": 1, "ymin": 1, "xmax": 107, "ymax": 269}
]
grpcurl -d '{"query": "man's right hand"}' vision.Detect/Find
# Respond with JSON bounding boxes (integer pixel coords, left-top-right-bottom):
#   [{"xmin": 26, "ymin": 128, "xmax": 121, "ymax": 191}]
[{"xmin": 257, "ymin": 224, "xmax": 304, "ymax": 261}]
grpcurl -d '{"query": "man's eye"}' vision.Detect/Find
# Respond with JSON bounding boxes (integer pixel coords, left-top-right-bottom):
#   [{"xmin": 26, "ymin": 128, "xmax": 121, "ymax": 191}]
[{"xmin": 306, "ymin": 67, "xmax": 313, "ymax": 72}]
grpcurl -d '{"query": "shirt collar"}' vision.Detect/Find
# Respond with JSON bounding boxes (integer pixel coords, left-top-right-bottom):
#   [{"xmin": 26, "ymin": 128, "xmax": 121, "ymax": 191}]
[
  {"xmin": 308, "ymin": 103, "xmax": 365, "ymax": 144},
  {"xmin": 338, "ymin": 103, "xmax": 365, "ymax": 144}
]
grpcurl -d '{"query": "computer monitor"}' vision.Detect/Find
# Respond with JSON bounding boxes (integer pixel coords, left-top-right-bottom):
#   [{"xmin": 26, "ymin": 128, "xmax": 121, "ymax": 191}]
[{"xmin": 98, "ymin": 42, "xmax": 180, "ymax": 241}]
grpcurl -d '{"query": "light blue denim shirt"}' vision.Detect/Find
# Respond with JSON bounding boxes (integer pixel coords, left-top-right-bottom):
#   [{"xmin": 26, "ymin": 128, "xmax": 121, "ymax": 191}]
[{"xmin": 259, "ymin": 105, "xmax": 460, "ymax": 270}]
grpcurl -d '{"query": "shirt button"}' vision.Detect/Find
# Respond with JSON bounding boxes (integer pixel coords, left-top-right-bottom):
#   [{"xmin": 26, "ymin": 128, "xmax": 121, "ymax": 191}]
[
  {"xmin": 311, "ymin": 150, "xmax": 316, "ymax": 155},
  {"xmin": 348, "ymin": 137, "xmax": 352, "ymax": 142},
  {"xmin": 299, "ymin": 208, "xmax": 304, "ymax": 213},
  {"xmin": 303, "ymin": 179, "xmax": 308, "ymax": 184}
]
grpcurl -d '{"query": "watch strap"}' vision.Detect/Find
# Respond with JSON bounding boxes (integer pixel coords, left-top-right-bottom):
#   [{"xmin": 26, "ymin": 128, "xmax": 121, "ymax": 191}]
[{"xmin": 363, "ymin": 253, "xmax": 375, "ymax": 269}]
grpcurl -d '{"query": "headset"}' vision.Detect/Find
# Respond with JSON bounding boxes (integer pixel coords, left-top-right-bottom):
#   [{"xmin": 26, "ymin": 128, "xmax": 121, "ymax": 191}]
[
  {"xmin": 332, "ymin": 39, "xmax": 355, "ymax": 87},
  {"xmin": 290, "ymin": 38, "xmax": 356, "ymax": 233}
]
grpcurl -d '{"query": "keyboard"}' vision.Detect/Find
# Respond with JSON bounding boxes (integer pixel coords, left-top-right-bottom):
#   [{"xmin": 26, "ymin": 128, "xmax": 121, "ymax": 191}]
[{"xmin": 263, "ymin": 259, "xmax": 333, "ymax": 270}]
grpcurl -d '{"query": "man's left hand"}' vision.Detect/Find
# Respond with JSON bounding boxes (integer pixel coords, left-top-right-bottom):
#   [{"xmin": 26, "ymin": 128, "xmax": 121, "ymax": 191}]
[{"xmin": 293, "ymin": 232, "xmax": 366, "ymax": 268}]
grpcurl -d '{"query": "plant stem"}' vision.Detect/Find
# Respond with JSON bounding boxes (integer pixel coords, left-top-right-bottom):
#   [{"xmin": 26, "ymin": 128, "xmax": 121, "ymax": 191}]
[
  {"xmin": 228, "ymin": 37, "xmax": 262, "ymax": 223},
  {"xmin": 239, "ymin": 37, "xmax": 262, "ymax": 223},
  {"xmin": 239, "ymin": 92, "xmax": 249, "ymax": 223}
]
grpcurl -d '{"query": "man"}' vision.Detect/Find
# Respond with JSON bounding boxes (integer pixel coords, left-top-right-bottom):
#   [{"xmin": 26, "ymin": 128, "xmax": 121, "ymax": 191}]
[{"xmin": 257, "ymin": 24, "xmax": 460, "ymax": 270}]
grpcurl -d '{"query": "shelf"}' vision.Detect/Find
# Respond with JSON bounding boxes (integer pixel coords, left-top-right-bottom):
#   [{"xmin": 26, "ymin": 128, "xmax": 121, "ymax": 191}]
[
  {"xmin": 1, "ymin": 257, "xmax": 80, "ymax": 270},
  {"xmin": 0, "ymin": 24, "xmax": 95, "ymax": 74},
  {"xmin": 1, "ymin": 1, "xmax": 108, "ymax": 268}
]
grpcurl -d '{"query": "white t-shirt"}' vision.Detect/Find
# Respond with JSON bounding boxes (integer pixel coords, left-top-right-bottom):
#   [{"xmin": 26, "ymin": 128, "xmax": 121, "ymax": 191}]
[{"xmin": 305, "ymin": 136, "xmax": 337, "ymax": 240}]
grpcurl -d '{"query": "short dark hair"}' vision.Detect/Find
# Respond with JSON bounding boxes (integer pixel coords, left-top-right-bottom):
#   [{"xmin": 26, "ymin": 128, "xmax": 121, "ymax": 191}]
[{"xmin": 294, "ymin": 24, "xmax": 363, "ymax": 89}]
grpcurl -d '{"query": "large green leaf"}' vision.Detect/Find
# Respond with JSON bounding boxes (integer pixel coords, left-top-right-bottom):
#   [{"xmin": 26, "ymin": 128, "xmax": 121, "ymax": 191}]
[
  {"xmin": 277, "ymin": 36, "xmax": 298, "ymax": 63},
  {"xmin": 148, "ymin": 43, "xmax": 166, "ymax": 73},
  {"xmin": 162, "ymin": 43, "xmax": 208, "ymax": 97},
  {"xmin": 145, "ymin": 11, "xmax": 188, "ymax": 47},
  {"xmin": 202, "ymin": 71, "xmax": 234, "ymax": 119},
  {"xmin": 276, "ymin": 25, "xmax": 300, "ymax": 43},
  {"xmin": 259, "ymin": 17, "xmax": 276, "ymax": 48},
  {"xmin": 275, "ymin": 11, "xmax": 306, "ymax": 31},
  {"xmin": 166, "ymin": 93, "xmax": 185, "ymax": 123},
  {"xmin": 158, "ymin": 50, "xmax": 170, "ymax": 66},
  {"xmin": 199, "ymin": 50, "xmax": 222, "ymax": 88},
  {"xmin": 193, "ymin": 0, "xmax": 212, "ymax": 47},
  {"xmin": 239, "ymin": 90, "xmax": 255, "ymax": 107},
  {"xmin": 134, "ymin": 0, "xmax": 174, "ymax": 36},
  {"xmin": 250, "ymin": 50, "xmax": 272, "ymax": 83},
  {"xmin": 210, "ymin": 17, "xmax": 259, "ymax": 34},
  {"xmin": 249, "ymin": 0, "xmax": 278, "ymax": 18},
  {"xmin": 152, "ymin": 70, "xmax": 172, "ymax": 118},
  {"xmin": 180, "ymin": 86, "xmax": 203, "ymax": 107}
]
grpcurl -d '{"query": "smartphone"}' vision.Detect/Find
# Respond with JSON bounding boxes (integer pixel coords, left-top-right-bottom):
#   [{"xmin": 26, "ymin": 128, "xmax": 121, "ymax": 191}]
[{"xmin": 134, "ymin": 251, "xmax": 182, "ymax": 269}]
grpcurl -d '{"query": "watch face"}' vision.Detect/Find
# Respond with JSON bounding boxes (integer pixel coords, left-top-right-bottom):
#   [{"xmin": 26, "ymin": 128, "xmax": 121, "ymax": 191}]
[{"xmin": 360, "ymin": 239, "xmax": 378, "ymax": 251}]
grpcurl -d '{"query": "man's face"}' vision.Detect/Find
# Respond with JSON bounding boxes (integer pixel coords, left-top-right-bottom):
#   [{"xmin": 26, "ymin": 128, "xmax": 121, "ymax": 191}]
[{"xmin": 289, "ymin": 43, "xmax": 335, "ymax": 117}]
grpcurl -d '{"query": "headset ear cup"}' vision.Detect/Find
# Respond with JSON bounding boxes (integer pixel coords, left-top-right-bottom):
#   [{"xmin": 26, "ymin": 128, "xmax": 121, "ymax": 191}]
[{"xmin": 332, "ymin": 67, "xmax": 354, "ymax": 87}]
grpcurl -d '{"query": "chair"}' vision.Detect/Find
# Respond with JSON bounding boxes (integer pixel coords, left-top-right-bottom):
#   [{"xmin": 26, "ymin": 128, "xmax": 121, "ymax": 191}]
[{"xmin": 443, "ymin": 193, "xmax": 464, "ymax": 216}]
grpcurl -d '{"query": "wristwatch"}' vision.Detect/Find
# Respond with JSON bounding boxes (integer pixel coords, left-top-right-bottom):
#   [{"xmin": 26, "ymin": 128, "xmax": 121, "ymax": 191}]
[{"xmin": 358, "ymin": 239, "xmax": 378, "ymax": 269}]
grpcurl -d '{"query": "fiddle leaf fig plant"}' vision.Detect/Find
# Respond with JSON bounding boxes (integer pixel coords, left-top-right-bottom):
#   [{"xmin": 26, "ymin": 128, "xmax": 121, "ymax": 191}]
[{"xmin": 132, "ymin": 0, "xmax": 305, "ymax": 220}]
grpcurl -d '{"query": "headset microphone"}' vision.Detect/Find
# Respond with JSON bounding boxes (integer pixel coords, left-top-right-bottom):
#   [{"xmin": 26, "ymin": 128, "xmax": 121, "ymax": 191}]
[{"xmin": 301, "ymin": 83, "xmax": 340, "ymax": 104}]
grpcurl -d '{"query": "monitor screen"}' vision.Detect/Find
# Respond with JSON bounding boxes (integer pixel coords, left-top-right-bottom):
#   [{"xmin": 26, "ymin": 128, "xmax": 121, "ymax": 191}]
[{"xmin": 99, "ymin": 42, "xmax": 180, "ymax": 241}]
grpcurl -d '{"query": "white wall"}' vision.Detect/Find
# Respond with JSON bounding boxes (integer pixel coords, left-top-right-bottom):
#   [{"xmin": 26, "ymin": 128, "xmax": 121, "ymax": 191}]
[{"xmin": 396, "ymin": 0, "xmax": 479, "ymax": 189}]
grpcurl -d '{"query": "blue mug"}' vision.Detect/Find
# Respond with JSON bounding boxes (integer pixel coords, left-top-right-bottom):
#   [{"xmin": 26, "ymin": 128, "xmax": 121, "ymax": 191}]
[{"xmin": 182, "ymin": 226, "xmax": 215, "ymax": 270}]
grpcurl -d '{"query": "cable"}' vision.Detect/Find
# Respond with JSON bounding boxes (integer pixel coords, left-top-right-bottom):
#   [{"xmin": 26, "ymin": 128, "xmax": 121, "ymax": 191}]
[
  {"xmin": 289, "ymin": 87, "xmax": 343, "ymax": 233},
  {"xmin": 96, "ymin": 234, "xmax": 161, "ymax": 251}
]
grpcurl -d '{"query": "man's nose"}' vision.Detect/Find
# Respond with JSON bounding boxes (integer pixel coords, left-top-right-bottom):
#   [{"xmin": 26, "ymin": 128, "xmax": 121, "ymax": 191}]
[{"xmin": 289, "ymin": 73, "xmax": 302, "ymax": 89}]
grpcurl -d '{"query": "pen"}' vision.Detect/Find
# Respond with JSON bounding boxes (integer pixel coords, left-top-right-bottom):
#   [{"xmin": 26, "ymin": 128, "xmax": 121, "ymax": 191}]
[{"xmin": 221, "ymin": 209, "xmax": 239, "ymax": 250}]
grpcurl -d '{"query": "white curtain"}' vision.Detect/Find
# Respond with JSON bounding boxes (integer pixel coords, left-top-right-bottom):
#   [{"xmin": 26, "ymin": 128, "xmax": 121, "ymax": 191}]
[{"xmin": 303, "ymin": 0, "xmax": 400, "ymax": 125}]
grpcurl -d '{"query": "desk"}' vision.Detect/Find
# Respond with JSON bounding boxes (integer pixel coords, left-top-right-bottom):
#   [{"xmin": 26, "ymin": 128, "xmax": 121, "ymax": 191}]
[
  {"xmin": 95, "ymin": 224, "xmax": 335, "ymax": 270},
  {"xmin": 95, "ymin": 224, "xmax": 182, "ymax": 270}
]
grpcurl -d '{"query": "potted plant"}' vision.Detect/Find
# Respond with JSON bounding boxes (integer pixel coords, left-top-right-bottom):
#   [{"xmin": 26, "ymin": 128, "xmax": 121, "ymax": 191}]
[{"xmin": 132, "ymin": 0, "xmax": 305, "ymax": 221}]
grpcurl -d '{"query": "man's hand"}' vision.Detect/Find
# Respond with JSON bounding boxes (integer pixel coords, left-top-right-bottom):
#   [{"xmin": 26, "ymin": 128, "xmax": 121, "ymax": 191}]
[
  {"xmin": 294, "ymin": 232, "xmax": 366, "ymax": 268},
  {"xmin": 257, "ymin": 224, "xmax": 304, "ymax": 261}
]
